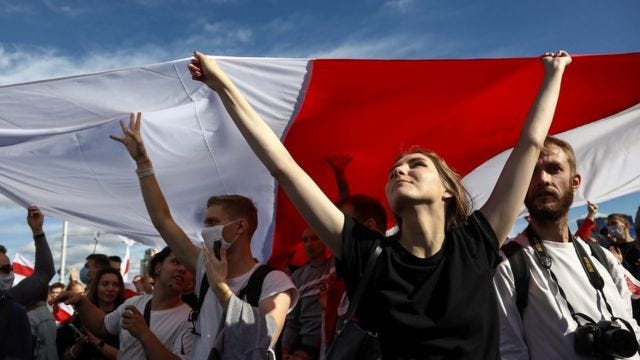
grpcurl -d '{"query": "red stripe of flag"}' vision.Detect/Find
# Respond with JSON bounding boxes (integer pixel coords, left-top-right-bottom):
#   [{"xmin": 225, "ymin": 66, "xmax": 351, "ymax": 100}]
[
  {"xmin": 270, "ymin": 53, "xmax": 640, "ymax": 267},
  {"xmin": 12, "ymin": 261, "xmax": 34, "ymax": 277}
]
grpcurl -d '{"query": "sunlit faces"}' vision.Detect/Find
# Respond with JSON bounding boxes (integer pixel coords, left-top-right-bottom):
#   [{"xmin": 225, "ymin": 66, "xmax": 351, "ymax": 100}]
[
  {"xmin": 607, "ymin": 216, "xmax": 630, "ymax": 243},
  {"xmin": 48, "ymin": 286, "xmax": 63, "ymax": 304},
  {"xmin": 385, "ymin": 153, "xmax": 452, "ymax": 213},
  {"xmin": 524, "ymin": 144, "xmax": 581, "ymax": 222},
  {"xmin": 155, "ymin": 253, "xmax": 188, "ymax": 292},
  {"xmin": 301, "ymin": 228, "xmax": 327, "ymax": 261},
  {"xmin": 97, "ymin": 273, "xmax": 121, "ymax": 306},
  {"xmin": 203, "ymin": 205, "xmax": 244, "ymax": 246}
]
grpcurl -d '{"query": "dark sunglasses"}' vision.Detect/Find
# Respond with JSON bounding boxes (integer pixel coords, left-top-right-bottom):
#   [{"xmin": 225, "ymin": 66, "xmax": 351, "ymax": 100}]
[{"xmin": 0, "ymin": 264, "xmax": 13, "ymax": 273}]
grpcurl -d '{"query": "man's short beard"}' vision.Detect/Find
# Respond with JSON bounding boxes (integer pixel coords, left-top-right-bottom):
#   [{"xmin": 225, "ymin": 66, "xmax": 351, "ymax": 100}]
[{"xmin": 525, "ymin": 190, "xmax": 574, "ymax": 223}]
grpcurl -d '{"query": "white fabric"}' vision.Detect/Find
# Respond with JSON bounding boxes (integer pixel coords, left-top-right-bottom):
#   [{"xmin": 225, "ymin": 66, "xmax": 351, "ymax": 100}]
[
  {"xmin": 493, "ymin": 234, "xmax": 640, "ymax": 360},
  {"xmin": 465, "ymin": 103, "xmax": 640, "ymax": 213},
  {"xmin": 103, "ymin": 293, "xmax": 194, "ymax": 360},
  {"xmin": 0, "ymin": 57, "xmax": 309, "ymax": 261},
  {"xmin": 191, "ymin": 252, "xmax": 298, "ymax": 359}
]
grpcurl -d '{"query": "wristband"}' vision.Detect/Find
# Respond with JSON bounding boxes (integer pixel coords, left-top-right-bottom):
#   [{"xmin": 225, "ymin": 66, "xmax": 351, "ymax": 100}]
[{"xmin": 135, "ymin": 167, "xmax": 154, "ymax": 178}]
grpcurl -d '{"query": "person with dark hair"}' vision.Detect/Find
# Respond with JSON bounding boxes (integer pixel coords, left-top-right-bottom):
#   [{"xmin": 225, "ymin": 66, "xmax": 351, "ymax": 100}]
[
  {"xmin": 0, "ymin": 244, "xmax": 6, "ymax": 254},
  {"xmin": 81, "ymin": 254, "xmax": 111, "ymax": 285},
  {"xmin": 337, "ymin": 194, "xmax": 388, "ymax": 235},
  {"xmin": 108, "ymin": 256, "xmax": 122, "ymax": 271},
  {"xmin": 56, "ymin": 247, "xmax": 194, "ymax": 359},
  {"xmin": 494, "ymin": 137, "xmax": 640, "ymax": 359},
  {"xmin": 48, "ymin": 282, "xmax": 66, "ymax": 306},
  {"xmin": 1, "ymin": 206, "xmax": 55, "ymax": 359},
  {"xmin": 58, "ymin": 268, "xmax": 124, "ymax": 360},
  {"xmin": 186, "ymin": 49, "xmax": 570, "ymax": 358},
  {"xmin": 110, "ymin": 122, "xmax": 298, "ymax": 358}
]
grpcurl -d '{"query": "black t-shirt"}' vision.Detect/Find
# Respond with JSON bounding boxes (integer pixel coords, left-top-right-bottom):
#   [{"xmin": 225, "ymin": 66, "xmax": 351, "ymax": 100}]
[
  {"xmin": 611, "ymin": 240, "xmax": 640, "ymax": 278},
  {"xmin": 337, "ymin": 210, "xmax": 500, "ymax": 359}
]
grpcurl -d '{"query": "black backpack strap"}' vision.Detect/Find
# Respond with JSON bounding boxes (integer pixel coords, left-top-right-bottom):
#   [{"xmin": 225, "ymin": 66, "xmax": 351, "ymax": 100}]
[
  {"xmin": 585, "ymin": 241, "xmax": 608, "ymax": 268},
  {"xmin": 190, "ymin": 275, "xmax": 210, "ymax": 327},
  {"xmin": 143, "ymin": 298, "xmax": 152, "ymax": 327},
  {"xmin": 237, "ymin": 264, "xmax": 281, "ymax": 359},
  {"xmin": 237, "ymin": 264, "xmax": 274, "ymax": 307},
  {"xmin": 501, "ymin": 241, "xmax": 530, "ymax": 317}
]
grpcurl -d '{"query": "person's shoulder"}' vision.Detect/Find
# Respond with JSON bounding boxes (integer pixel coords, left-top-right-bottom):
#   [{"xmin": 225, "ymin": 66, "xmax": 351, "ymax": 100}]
[
  {"xmin": 264, "ymin": 268, "xmax": 293, "ymax": 285},
  {"xmin": 122, "ymin": 293, "xmax": 152, "ymax": 309}
]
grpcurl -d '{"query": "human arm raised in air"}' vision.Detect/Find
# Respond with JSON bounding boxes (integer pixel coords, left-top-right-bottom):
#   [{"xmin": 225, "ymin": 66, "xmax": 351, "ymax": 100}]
[
  {"xmin": 480, "ymin": 51, "xmax": 572, "ymax": 246},
  {"xmin": 188, "ymin": 52, "xmax": 345, "ymax": 258},
  {"xmin": 110, "ymin": 113, "xmax": 200, "ymax": 271},
  {"xmin": 9, "ymin": 206, "xmax": 55, "ymax": 306}
]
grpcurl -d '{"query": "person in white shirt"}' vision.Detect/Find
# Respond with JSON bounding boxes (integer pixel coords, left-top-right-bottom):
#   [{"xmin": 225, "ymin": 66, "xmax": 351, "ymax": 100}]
[
  {"xmin": 494, "ymin": 136, "xmax": 640, "ymax": 359},
  {"xmin": 110, "ymin": 118, "xmax": 298, "ymax": 358},
  {"xmin": 56, "ymin": 247, "xmax": 194, "ymax": 360}
]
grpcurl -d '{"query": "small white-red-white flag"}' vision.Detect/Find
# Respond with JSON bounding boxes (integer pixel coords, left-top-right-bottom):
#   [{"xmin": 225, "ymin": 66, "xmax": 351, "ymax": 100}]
[
  {"xmin": 12, "ymin": 253, "xmax": 34, "ymax": 286},
  {"xmin": 118, "ymin": 236, "xmax": 134, "ymax": 282},
  {"xmin": 53, "ymin": 302, "xmax": 75, "ymax": 325}
]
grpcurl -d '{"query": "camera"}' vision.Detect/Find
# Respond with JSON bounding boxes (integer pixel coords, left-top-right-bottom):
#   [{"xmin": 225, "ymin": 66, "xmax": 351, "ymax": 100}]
[{"xmin": 574, "ymin": 320, "xmax": 638, "ymax": 358}]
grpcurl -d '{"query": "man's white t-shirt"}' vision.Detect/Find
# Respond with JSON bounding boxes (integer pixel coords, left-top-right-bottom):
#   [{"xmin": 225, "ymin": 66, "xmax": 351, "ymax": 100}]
[
  {"xmin": 494, "ymin": 235, "xmax": 640, "ymax": 360},
  {"xmin": 104, "ymin": 294, "xmax": 194, "ymax": 360},
  {"xmin": 190, "ymin": 251, "xmax": 298, "ymax": 359}
]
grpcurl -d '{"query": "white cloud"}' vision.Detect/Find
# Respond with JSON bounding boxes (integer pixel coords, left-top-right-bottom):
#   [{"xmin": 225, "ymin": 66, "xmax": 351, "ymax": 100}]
[
  {"xmin": 41, "ymin": 0, "xmax": 101, "ymax": 16},
  {"xmin": 183, "ymin": 20, "xmax": 254, "ymax": 55},
  {"xmin": 384, "ymin": 0, "xmax": 416, "ymax": 14},
  {"xmin": 302, "ymin": 33, "xmax": 463, "ymax": 59},
  {"xmin": 0, "ymin": 44, "xmax": 172, "ymax": 86},
  {"xmin": 0, "ymin": 0, "xmax": 33, "ymax": 14}
]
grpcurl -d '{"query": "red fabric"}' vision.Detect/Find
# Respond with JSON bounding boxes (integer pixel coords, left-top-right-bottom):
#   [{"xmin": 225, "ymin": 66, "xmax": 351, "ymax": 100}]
[
  {"xmin": 12, "ymin": 262, "xmax": 34, "ymax": 277},
  {"xmin": 53, "ymin": 303, "xmax": 74, "ymax": 325},
  {"xmin": 323, "ymin": 276, "xmax": 346, "ymax": 345},
  {"xmin": 269, "ymin": 53, "xmax": 640, "ymax": 267},
  {"xmin": 576, "ymin": 218, "xmax": 596, "ymax": 241}
]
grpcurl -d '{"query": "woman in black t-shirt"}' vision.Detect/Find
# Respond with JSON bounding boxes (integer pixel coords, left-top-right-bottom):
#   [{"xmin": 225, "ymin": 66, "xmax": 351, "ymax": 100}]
[{"xmin": 178, "ymin": 50, "xmax": 570, "ymax": 358}]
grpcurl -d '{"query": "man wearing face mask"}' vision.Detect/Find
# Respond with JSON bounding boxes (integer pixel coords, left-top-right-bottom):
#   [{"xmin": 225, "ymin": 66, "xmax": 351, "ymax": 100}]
[
  {"xmin": 607, "ymin": 214, "xmax": 640, "ymax": 276},
  {"xmin": 0, "ymin": 205, "xmax": 55, "ymax": 358},
  {"xmin": 110, "ymin": 113, "xmax": 298, "ymax": 359},
  {"xmin": 81, "ymin": 253, "xmax": 112, "ymax": 286}
]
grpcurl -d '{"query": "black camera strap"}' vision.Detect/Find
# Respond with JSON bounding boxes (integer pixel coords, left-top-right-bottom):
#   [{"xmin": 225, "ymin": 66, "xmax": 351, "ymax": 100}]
[
  {"xmin": 526, "ymin": 226, "xmax": 640, "ymax": 357},
  {"xmin": 525, "ymin": 226, "xmax": 615, "ymax": 321}
]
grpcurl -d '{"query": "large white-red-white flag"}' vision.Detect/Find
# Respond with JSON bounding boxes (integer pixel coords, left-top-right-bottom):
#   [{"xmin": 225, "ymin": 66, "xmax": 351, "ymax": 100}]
[{"xmin": 0, "ymin": 53, "xmax": 639, "ymax": 264}]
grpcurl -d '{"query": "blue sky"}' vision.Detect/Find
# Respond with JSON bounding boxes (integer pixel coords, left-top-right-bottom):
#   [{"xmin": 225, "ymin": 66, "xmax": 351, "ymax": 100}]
[{"xmin": 1, "ymin": 0, "xmax": 639, "ymax": 281}]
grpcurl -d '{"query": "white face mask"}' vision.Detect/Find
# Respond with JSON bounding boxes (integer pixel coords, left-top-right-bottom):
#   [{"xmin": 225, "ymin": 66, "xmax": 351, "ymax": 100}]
[
  {"xmin": 201, "ymin": 219, "xmax": 242, "ymax": 251},
  {"xmin": 608, "ymin": 225, "xmax": 623, "ymax": 239},
  {"xmin": 0, "ymin": 272, "xmax": 15, "ymax": 291}
]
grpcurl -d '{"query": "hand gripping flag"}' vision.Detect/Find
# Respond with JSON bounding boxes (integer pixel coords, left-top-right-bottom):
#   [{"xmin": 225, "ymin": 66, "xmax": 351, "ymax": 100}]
[{"xmin": 1, "ymin": 53, "xmax": 639, "ymax": 265}]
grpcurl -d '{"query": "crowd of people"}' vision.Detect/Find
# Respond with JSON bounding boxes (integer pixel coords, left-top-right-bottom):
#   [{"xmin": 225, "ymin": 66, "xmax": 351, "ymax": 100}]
[{"xmin": 1, "ymin": 50, "xmax": 639, "ymax": 359}]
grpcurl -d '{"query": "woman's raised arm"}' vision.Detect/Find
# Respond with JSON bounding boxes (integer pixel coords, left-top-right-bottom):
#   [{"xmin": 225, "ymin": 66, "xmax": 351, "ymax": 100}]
[
  {"xmin": 480, "ymin": 51, "xmax": 572, "ymax": 245},
  {"xmin": 189, "ymin": 52, "xmax": 346, "ymax": 257}
]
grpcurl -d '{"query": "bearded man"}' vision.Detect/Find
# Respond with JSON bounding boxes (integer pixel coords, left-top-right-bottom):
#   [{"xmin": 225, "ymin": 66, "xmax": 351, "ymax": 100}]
[{"xmin": 493, "ymin": 137, "xmax": 640, "ymax": 360}]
